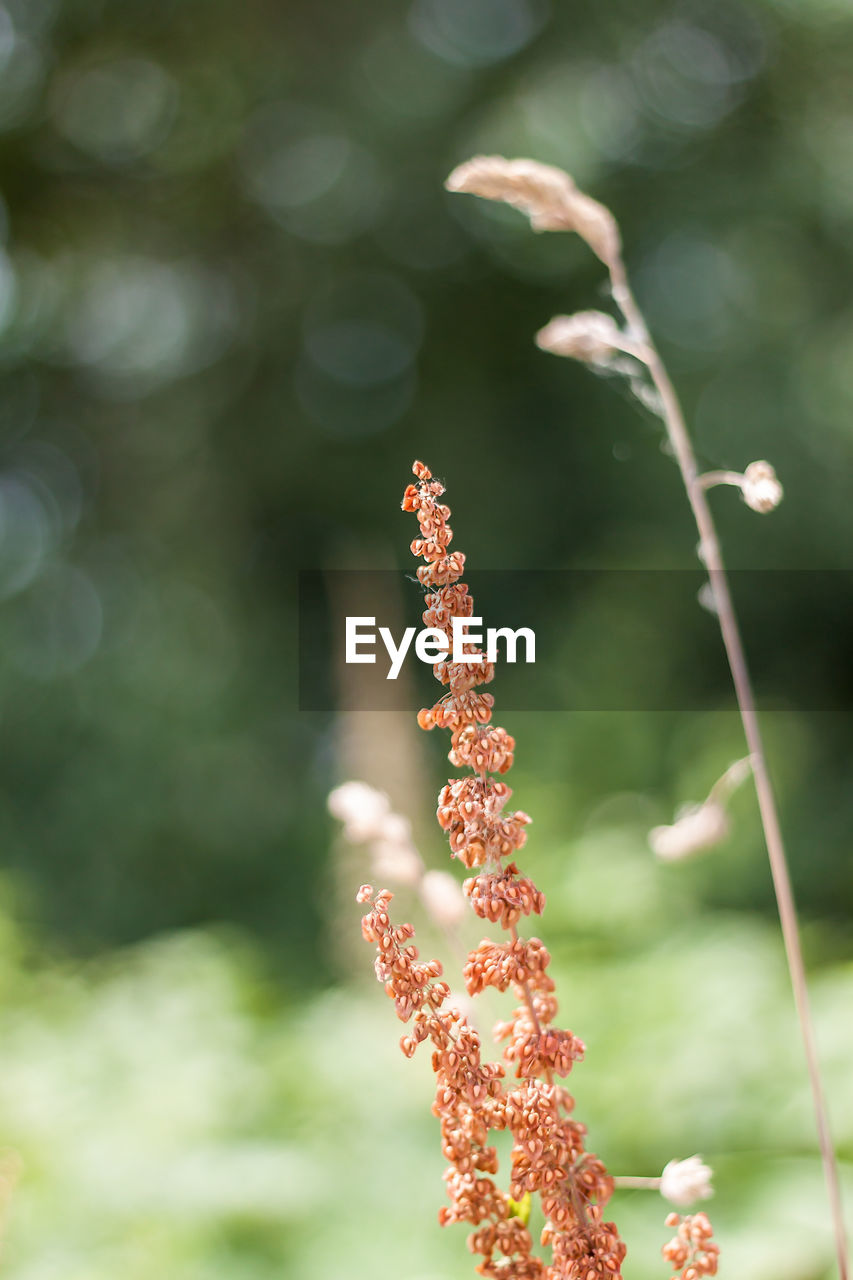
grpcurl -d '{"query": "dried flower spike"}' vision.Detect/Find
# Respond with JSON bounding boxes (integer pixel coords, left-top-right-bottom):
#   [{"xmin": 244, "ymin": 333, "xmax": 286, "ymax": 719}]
[
  {"xmin": 446, "ymin": 155, "xmax": 620, "ymax": 264},
  {"xmin": 357, "ymin": 460, "xmax": 629, "ymax": 1280}
]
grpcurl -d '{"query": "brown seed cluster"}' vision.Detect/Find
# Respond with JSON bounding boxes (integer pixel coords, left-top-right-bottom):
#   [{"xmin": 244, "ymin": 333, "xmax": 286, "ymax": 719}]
[
  {"xmin": 358, "ymin": 876, "xmax": 621, "ymax": 1280},
  {"xmin": 356, "ymin": 462, "xmax": 629, "ymax": 1280},
  {"xmin": 465, "ymin": 863, "xmax": 545, "ymax": 929},
  {"xmin": 662, "ymin": 1213, "xmax": 719, "ymax": 1280},
  {"xmin": 437, "ymin": 778, "xmax": 530, "ymax": 868}
]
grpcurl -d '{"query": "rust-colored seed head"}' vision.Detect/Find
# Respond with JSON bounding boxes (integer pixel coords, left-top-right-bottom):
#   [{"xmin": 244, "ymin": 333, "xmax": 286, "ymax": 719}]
[{"xmin": 357, "ymin": 463, "xmax": 633, "ymax": 1280}]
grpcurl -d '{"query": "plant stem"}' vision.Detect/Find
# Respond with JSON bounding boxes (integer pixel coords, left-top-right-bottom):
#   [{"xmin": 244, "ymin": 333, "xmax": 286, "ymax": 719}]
[
  {"xmin": 609, "ymin": 256, "xmax": 849, "ymax": 1280},
  {"xmin": 509, "ymin": 924, "xmax": 544, "ymax": 1036},
  {"xmin": 697, "ymin": 470, "xmax": 745, "ymax": 492},
  {"xmin": 613, "ymin": 1175, "xmax": 662, "ymax": 1191}
]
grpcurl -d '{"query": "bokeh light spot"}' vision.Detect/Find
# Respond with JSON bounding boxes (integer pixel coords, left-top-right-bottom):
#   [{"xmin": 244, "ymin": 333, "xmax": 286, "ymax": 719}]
[
  {"xmin": 0, "ymin": 247, "xmax": 18, "ymax": 333},
  {"xmin": 635, "ymin": 232, "xmax": 744, "ymax": 351},
  {"xmin": 631, "ymin": 21, "xmax": 743, "ymax": 130},
  {"xmin": 302, "ymin": 271, "xmax": 424, "ymax": 388},
  {"xmin": 242, "ymin": 104, "xmax": 385, "ymax": 245},
  {"xmin": 295, "ymin": 359, "xmax": 416, "ymax": 438},
  {"xmin": 581, "ymin": 66, "xmax": 644, "ymax": 163},
  {"xmin": 357, "ymin": 23, "xmax": 470, "ymax": 122},
  {"xmin": 296, "ymin": 271, "xmax": 422, "ymax": 436},
  {"xmin": 0, "ymin": 473, "xmax": 51, "ymax": 599},
  {"xmin": 409, "ymin": 0, "xmax": 549, "ymax": 69},
  {"xmin": 53, "ymin": 58, "xmax": 177, "ymax": 165},
  {"xmin": 63, "ymin": 257, "xmax": 240, "ymax": 396},
  {"xmin": 0, "ymin": 6, "xmax": 15, "ymax": 73},
  {"xmin": 16, "ymin": 441, "xmax": 83, "ymax": 541},
  {"xmin": 0, "ymin": 35, "xmax": 42, "ymax": 132},
  {"xmin": 10, "ymin": 562, "xmax": 102, "ymax": 678}
]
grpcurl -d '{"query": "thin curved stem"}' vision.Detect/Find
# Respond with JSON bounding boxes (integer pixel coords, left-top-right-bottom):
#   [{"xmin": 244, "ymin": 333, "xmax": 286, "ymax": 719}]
[
  {"xmin": 697, "ymin": 470, "xmax": 745, "ymax": 491},
  {"xmin": 613, "ymin": 1175, "xmax": 662, "ymax": 1191},
  {"xmin": 608, "ymin": 256, "xmax": 849, "ymax": 1280}
]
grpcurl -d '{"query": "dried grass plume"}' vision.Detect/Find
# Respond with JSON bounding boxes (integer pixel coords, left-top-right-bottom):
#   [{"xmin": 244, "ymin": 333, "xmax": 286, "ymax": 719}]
[{"xmin": 446, "ymin": 155, "xmax": 620, "ymax": 264}]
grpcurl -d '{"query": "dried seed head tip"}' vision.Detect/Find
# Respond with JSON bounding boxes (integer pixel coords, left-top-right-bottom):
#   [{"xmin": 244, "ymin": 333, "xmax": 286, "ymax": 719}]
[
  {"xmin": 660, "ymin": 1156, "xmax": 714, "ymax": 1207},
  {"xmin": 535, "ymin": 312, "xmax": 639, "ymax": 364},
  {"xmin": 649, "ymin": 801, "xmax": 729, "ymax": 862},
  {"xmin": 445, "ymin": 154, "xmax": 620, "ymax": 263},
  {"xmin": 741, "ymin": 460, "xmax": 783, "ymax": 513}
]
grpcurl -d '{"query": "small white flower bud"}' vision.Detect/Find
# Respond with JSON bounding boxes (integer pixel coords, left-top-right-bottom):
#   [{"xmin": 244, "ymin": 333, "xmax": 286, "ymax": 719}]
[
  {"xmin": 649, "ymin": 800, "xmax": 729, "ymax": 861},
  {"xmin": 372, "ymin": 840, "xmax": 423, "ymax": 887},
  {"xmin": 327, "ymin": 781, "xmax": 390, "ymax": 843},
  {"xmin": 660, "ymin": 1156, "xmax": 714, "ymax": 1207},
  {"xmin": 378, "ymin": 813, "xmax": 413, "ymax": 846},
  {"xmin": 420, "ymin": 870, "xmax": 467, "ymax": 927},
  {"xmin": 741, "ymin": 460, "xmax": 783, "ymax": 513}
]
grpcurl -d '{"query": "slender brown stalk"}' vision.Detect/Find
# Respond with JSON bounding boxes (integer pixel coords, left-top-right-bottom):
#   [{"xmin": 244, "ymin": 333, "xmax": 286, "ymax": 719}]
[{"xmin": 609, "ymin": 256, "xmax": 849, "ymax": 1280}]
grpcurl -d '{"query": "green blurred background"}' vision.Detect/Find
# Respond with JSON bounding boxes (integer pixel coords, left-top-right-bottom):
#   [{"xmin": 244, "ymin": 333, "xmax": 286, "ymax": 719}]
[{"xmin": 0, "ymin": 0, "xmax": 852, "ymax": 1275}]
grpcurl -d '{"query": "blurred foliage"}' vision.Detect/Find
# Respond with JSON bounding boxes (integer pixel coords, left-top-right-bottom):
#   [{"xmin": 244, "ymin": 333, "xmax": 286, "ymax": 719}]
[
  {"xmin": 1, "ymin": 0, "xmax": 853, "ymax": 974},
  {"xmin": 0, "ymin": 0, "xmax": 852, "ymax": 964},
  {"xmin": 0, "ymin": 0, "xmax": 852, "ymax": 1274},
  {"xmin": 0, "ymin": 869, "xmax": 849, "ymax": 1277}
]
